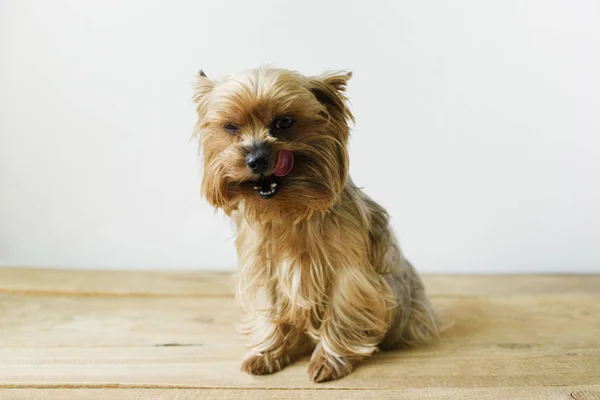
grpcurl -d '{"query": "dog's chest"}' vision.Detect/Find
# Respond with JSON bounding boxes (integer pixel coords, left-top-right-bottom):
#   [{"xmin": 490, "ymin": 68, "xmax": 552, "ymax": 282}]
[
  {"xmin": 271, "ymin": 254, "xmax": 326, "ymax": 330},
  {"xmin": 276, "ymin": 256, "xmax": 304, "ymax": 303}
]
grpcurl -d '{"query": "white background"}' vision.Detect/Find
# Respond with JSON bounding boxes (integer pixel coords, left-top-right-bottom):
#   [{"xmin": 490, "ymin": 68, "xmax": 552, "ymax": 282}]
[{"xmin": 1, "ymin": 0, "xmax": 599, "ymax": 272}]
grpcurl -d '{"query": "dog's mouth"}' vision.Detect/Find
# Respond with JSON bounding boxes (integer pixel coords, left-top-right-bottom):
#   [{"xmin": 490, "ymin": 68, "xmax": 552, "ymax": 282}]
[
  {"xmin": 252, "ymin": 175, "xmax": 279, "ymax": 199},
  {"xmin": 239, "ymin": 150, "xmax": 294, "ymax": 200}
]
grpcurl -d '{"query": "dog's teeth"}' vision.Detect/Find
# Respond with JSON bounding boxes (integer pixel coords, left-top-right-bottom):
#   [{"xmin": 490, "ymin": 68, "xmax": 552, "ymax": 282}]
[
  {"xmin": 259, "ymin": 188, "xmax": 275, "ymax": 196},
  {"xmin": 270, "ymin": 182, "xmax": 277, "ymax": 188},
  {"xmin": 253, "ymin": 186, "xmax": 260, "ymax": 190}
]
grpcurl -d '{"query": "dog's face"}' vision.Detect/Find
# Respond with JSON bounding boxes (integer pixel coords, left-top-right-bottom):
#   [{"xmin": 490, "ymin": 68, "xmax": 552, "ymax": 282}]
[{"xmin": 194, "ymin": 68, "xmax": 353, "ymax": 219}]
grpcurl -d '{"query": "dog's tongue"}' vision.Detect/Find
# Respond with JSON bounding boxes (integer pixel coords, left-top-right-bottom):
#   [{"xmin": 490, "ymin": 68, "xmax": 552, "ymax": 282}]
[{"xmin": 273, "ymin": 150, "xmax": 294, "ymax": 177}]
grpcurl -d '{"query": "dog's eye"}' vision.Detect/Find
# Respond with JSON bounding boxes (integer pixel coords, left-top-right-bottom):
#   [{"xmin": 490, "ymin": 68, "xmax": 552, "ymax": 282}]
[
  {"xmin": 223, "ymin": 123, "xmax": 240, "ymax": 134},
  {"xmin": 274, "ymin": 117, "xmax": 294, "ymax": 130}
]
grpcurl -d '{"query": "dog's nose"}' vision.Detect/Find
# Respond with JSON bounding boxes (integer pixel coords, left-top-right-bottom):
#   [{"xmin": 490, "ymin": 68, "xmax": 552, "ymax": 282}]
[{"xmin": 246, "ymin": 144, "xmax": 269, "ymax": 174}]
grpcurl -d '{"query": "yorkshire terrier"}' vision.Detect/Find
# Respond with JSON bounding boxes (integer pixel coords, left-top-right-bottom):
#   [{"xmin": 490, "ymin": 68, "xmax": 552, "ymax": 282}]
[{"xmin": 193, "ymin": 67, "xmax": 439, "ymax": 382}]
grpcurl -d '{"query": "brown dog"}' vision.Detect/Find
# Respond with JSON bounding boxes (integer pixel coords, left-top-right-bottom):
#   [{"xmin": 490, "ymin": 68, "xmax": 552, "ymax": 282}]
[{"xmin": 193, "ymin": 67, "xmax": 439, "ymax": 382}]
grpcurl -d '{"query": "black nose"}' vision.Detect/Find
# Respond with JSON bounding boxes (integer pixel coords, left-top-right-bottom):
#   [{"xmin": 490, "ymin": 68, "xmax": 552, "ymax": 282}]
[{"xmin": 246, "ymin": 143, "xmax": 270, "ymax": 173}]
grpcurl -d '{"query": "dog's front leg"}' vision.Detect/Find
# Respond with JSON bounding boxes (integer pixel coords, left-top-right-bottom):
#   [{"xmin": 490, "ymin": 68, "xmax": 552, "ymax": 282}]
[
  {"xmin": 308, "ymin": 267, "xmax": 393, "ymax": 382},
  {"xmin": 240, "ymin": 313, "xmax": 302, "ymax": 375}
]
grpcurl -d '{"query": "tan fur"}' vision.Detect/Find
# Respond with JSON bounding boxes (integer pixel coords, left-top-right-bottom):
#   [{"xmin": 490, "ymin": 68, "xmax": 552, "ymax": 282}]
[{"xmin": 193, "ymin": 67, "xmax": 440, "ymax": 382}]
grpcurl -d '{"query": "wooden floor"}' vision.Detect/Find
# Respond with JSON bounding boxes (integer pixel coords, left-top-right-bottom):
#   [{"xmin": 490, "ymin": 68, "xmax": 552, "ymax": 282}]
[{"xmin": 0, "ymin": 269, "xmax": 599, "ymax": 399}]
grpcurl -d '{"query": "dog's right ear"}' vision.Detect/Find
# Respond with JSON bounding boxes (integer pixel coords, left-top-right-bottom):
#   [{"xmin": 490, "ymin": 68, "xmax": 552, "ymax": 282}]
[{"xmin": 193, "ymin": 70, "xmax": 215, "ymax": 117}]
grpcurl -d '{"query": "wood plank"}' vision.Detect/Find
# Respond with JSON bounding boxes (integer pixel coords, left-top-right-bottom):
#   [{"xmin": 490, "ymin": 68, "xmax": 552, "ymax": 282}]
[
  {"xmin": 0, "ymin": 268, "xmax": 599, "ymax": 395},
  {"xmin": 0, "ymin": 268, "xmax": 233, "ymax": 297},
  {"xmin": 1, "ymin": 293, "xmax": 599, "ymax": 388},
  {"xmin": 2, "ymin": 387, "xmax": 600, "ymax": 400},
  {"xmin": 1, "ymin": 268, "xmax": 599, "ymax": 296},
  {"xmin": 424, "ymin": 274, "xmax": 600, "ymax": 296}
]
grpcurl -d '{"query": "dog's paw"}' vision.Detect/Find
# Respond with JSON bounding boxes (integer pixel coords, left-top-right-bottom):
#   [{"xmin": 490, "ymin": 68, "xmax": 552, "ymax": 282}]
[
  {"xmin": 307, "ymin": 349, "xmax": 353, "ymax": 383},
  {"xmin": 241, "ymin": 353, "xmax": 291, "ymax": 375}
]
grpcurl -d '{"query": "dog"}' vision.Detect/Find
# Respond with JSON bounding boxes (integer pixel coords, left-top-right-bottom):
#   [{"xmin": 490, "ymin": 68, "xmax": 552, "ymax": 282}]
[{"xmin": 193, "ymin": 67, "xmax": 440, "ymax": 382}]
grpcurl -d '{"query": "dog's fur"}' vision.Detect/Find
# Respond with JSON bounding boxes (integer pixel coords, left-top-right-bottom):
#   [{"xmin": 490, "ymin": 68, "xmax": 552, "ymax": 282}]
[{"xmin": 193, "ymin": 67, "xmax": 439, "ymax": 382}]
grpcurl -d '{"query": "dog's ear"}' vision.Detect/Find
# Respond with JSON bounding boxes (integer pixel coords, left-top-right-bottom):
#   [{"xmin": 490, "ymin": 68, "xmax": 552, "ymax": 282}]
[
  {"xmin": 307, "ymin": 71, "xmax": 354, "ymax": 124},
  {"xmin": 306, "ymin": 71, "xmax": 353, "ymax": 199},
  {"xmin": 193, "ymin": 70, "xmax": 215, "ymax": 117}
]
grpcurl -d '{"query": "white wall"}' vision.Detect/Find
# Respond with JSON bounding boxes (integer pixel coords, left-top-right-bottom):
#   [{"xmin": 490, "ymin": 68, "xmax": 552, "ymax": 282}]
[{"xmin": 1, "ymin": 0, "xmax": 599, "ymax": 272}]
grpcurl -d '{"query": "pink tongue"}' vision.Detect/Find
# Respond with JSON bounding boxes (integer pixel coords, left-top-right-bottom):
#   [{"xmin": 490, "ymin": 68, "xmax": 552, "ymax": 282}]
[{"xmin": 273, "ymin": 150, "xmax": 294, "ymax": 177}]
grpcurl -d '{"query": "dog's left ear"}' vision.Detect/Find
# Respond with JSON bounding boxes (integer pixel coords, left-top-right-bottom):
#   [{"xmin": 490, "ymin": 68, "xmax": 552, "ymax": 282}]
[
  {"xmin": 307, "ymin": 71, "xmax": 353, "ymax": 199},
  {"xmin": 307, "ymin": 71, "xmax": 354, "ymax": 124},
  {"xmin": 193, "ymin": 70, "xmax": 215, "ymax": 117}
]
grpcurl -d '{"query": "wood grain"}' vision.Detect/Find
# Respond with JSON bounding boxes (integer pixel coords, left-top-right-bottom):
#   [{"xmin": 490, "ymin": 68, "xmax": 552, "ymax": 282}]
[
  {"xmin": 0, "ymin": 268, "xmax": 599, "ymax": 399},
  {"xmin": 3, "ymin": 387, "xmax": 600, "ymax": 400}
]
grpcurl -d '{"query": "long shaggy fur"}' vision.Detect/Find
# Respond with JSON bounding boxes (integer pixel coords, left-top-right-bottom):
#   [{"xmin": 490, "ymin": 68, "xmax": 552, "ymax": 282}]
[{"xmin": 193, "ymin": 67, "xmax": 440, "ymax": 382}]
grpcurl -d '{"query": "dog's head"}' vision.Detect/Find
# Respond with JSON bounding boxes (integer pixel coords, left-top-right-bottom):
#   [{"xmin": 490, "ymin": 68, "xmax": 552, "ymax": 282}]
[{"xmin": 194, "ymin": 67, "xmax": 353, "ymax": 219}]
